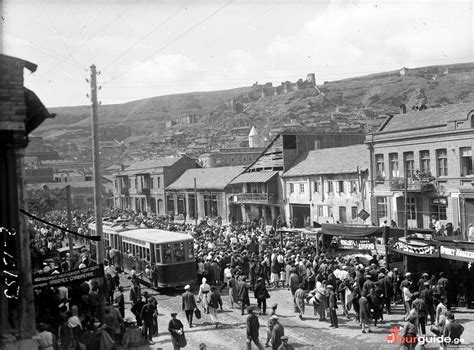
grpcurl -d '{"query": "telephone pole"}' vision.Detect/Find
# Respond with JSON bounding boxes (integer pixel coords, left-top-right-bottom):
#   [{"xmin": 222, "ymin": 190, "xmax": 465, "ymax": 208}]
[
  {"xmin": 90, "ymin": 64, "xmax": 104, "ymax": 264},
  {"xmin": 66, "ymin": 185, "xmax": 74, "ymax": 256}
]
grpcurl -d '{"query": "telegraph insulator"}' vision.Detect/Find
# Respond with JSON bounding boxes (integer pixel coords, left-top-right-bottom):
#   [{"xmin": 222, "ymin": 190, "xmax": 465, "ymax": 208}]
[
  {"xmin": 98, "ymin": 86, "xmax": 102, "ymax": 90},
  {"xmin": 86, "ymin": 94, "xmax": 90, "ymax": 98},
  {"xmin": 85, "ymin": 78, "xmax": 89, "ymax": 83},
  {"xmin": 99, "ymin": 101, "xmax": 102, "ymax": 105},
  {"xmin": 98, "ymin": 71, "xmax": 101, "ymax": 75}
]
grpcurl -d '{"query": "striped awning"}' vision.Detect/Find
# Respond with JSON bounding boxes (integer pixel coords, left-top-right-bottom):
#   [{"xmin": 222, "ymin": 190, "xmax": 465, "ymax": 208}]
[{"xmin": 230, "ymin": 171, "xmax": 278, "ymax": 184}]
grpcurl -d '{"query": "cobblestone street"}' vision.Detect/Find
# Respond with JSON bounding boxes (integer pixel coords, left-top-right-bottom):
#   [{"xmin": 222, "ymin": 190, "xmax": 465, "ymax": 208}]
[{"xmin": 118, "ymin": 274, "xmax": 474, "ymax": 350}]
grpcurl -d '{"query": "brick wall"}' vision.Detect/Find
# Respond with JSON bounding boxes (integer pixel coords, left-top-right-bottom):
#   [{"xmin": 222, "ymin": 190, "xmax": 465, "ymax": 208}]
[{"xmin": 0, "ymin": 56, "xmax": 27, "ymax": 129}]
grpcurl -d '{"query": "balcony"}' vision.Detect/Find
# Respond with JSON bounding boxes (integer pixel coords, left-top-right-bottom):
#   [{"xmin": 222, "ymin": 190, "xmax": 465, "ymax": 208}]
[
  {"xmin": 119, "ymin": 187, "xmax": 129, "ymax": 196},
  {"xmin": 389, "ymin": 177, "xmax": 437, "ymax": 193},
  {"xmin": 232, "ymin": 192, "xmax": 277, "ymax": 204},
  {"xmin": 137, "ymin": 188, "xmax": 150, "ymax": 195}
]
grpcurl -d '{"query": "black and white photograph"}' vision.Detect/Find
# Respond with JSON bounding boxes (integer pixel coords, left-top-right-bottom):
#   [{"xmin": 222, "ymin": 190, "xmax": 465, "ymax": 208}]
[{"xmin": 1, "ymin": 1, "xmax": 474, "ymax": 349}]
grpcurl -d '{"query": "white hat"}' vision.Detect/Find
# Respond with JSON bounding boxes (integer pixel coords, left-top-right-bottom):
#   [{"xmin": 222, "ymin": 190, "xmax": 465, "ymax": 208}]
[{"xmin": 184, "ymin": 285, "xmax": 190, "ymax": 290}]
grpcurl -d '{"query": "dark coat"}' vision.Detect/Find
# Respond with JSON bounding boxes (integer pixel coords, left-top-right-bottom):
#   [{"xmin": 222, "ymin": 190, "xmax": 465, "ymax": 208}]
[
  {"xmin": 182, "ymin": 291, "xmax": 197, "ymax": 311},
  {"xmin": 246, "ymin": 313, "xmax": 260, "ymax": 340},
  {"xmin": 271, "ymin": 323, "xmax": 285, "ymax": 350},
  {"xmin": 254, "ymin": 280, "xmax": 269, "ymax": 300}
]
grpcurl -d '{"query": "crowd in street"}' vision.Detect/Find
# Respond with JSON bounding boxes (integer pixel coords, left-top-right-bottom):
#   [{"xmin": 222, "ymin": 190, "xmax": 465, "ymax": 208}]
[{"xmin": 28, "ymin": 209, "xmax": 470, "ymax": 350}]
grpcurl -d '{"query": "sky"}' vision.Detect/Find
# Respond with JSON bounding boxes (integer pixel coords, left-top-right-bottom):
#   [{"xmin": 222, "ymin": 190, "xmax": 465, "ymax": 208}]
[{"xmin": 2, "ymin": 0, "xmax": 473, "ymax": 107}]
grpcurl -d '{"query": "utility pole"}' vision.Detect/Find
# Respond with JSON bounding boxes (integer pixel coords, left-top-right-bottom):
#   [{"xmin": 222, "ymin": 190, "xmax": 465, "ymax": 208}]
[
  {"xmin": 66, "ymin": 185, "xmax": 74, "ymax": 256},
  {"xmin": 90, "ymin": 64, "xmax": 104, "ymax": 265},
  {"xmin": 194, "ymin": 177, "xmax": 198, "ymax": 226},
  {"xmin": 404, "ymin": 161, "xmax": 408, "ymax": 272}
]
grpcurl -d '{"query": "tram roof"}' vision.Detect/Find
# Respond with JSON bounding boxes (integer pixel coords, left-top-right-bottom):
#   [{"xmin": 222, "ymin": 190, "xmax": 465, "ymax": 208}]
[{"xmin": 120, "ymin": 229, "xmax": 193, "ymax": 244}]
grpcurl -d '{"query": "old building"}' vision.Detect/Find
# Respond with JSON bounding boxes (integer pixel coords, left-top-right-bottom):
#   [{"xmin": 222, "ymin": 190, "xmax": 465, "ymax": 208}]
[
  {"xmin": 199, "ymin": 147, "xmax": 265, "ymax": 168},
  {"xmin": 367, "ymin": 104, "xmax": 474, "ymax": 236},
  {"xmin": 166, "ymin": 166, "xmax": 244, "ymax": 221},
  {"xmin": 228, "ymin": 131, "xmax": 366, "ymax": 225},
  {"xmin": 281, "ymin": 144, "xmax": 370, "ymax": 228},
  {"xmin": 112, "ymin": 156, "xmax": 199, "ymax": 215}
]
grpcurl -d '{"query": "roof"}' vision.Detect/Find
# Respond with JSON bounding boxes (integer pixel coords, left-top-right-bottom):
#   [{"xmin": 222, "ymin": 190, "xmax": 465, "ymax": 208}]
[
  {"xmin": 120, "ymin": 229, "xmax": 193, "ymax": 244},
  {"xmin": 166, "ymin": 166, "xmax": 244, "ymax": 191},
  {"xmin": 119, "ymin": 156, "xmax": 190, "ymax": 175},
  {"xmin": 378, "ymin": 104, "xmax": 474, "ymax": 133},
  {"xmin": 282, "ymin": 144, "xmax": 369, "ymax": 177},
  {"xmin": 230, "ymin": 171, "xmax": 278, "ymax": 184},
  {"xmin": 0, "ymin": 54, "xmax": 37, "ymax": 72},
  {"xmin": 249, "ymin": 126, "xmax": 258, "ymax": 136}
]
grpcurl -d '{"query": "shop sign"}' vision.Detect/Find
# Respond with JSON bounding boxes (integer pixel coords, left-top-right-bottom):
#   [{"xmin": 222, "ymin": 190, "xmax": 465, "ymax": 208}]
[
  {"xmin": 440, "ymin": 245, "xmax": 474, "ymax": 263},
  {"xmin": 338, "ymin": 238, "xmax": 376, "ymax": 250},
  {"xmin": 391, "ymin": 240, "xmax": 438, "ymax": 257},
  {"xmin": 33, "ymin": 264, "xmax": 104, "ymax": 289}
]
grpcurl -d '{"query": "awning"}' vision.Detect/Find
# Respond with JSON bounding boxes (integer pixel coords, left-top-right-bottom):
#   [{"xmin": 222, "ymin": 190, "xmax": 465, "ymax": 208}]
[
  {"xmin": 389, "ymin": 237, "xmax": 439, "ymax": 258},
  {"xmin": 320, "ymin": 224, "xmax": 383, "ymax": 238},
  {"xmin": 230, "ymin": 171, "xmax": 278, "ymax": 184},
  {"xmin": 438, "ymin": 240, "xmax": 474, "ymax": 263}
]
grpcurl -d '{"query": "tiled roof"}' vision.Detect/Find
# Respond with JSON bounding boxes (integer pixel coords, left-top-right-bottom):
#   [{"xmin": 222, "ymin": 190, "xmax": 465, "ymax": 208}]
[
  {"xmin": 166, "ymin": 166, "xmax": 245, "ymax": 191},
  {"xmin": 119, "ymin": 157, "xmax": 191, "ymax": 175},
  {"xmin": 230, "ymin": 171, "xmax": 278, "ymax": 184},
  {"xmin": 282, "ymin": 144, "xmax": 369, "ymax": 177},
  {"xmin": 378, "ymin": 104, "xmax": 474, "ymax": 133}
]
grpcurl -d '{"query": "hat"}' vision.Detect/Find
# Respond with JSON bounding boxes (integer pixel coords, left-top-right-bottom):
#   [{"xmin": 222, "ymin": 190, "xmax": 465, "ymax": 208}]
[
  {"xmin": 327, "ymin": 285, "xmax": 334, "ymax": 289},
  {"xmin": 270, "ymin": 315, "xmax": 278, "ymax": 320},
  {"xmin": 184, "ymin": 285, "xmax": 190, "ymax": 290},
  {"xmin": 422, "ymin": 273, "xmax": 429, "ymax": 278},
  {"xmin": 270, "ymin": 303, "xmax": 278, "ymax": 308},
  {"xmin": 365, "ymin": 275, "xmax": 372, "ymax": 279},
  {"xmin": 171, "ymin": 312, "xmax": 177, "ymax": 316},
  {"xmin": 424, "ymin": 281, "xmax": 430, "ymax": 286},
  {"xmin": 393, "ymin": 268, "xmax": 398, "ymax": 271},
  {"xmin": 281, "ymin": 336, "xmax": 289, "ymax": 341},
  {"xmin": 405, "ymin": 272, "xmax": 412, "ymax": 276},
  {"xmin": 257, "ymin": 277, "xmax": 263, "ymax": 281},
  {"xmin": 342, "ymin": 266, "xmax": 348, "ymax": 270}
]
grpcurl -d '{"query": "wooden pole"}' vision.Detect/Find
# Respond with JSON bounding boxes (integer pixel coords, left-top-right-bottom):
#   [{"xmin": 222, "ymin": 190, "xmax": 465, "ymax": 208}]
[
  {"xmin": 66, "ymin": 185, "xmax": 74, "ymax": 256},
  {"xmin": 194, "ymin": 177, "xmax": 198, "ymax": 226},
  {"xmin": 404, "ymin": 161, "xmax": 408, "ymax": 272}
]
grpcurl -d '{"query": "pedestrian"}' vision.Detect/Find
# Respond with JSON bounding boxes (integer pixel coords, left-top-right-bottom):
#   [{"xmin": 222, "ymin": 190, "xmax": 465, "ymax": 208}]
[
  {"xmin": 327, "ymin": 285, "xmax": 338, "ymax": 328},
  {"xmin": 208, "ymin": 286, "xmax": 223, "ymax": 328},
  {"xmin": 238, "ymin": 276, "xmax": 251, "ymax": 316},
  {"xmin": 265, "ymin": 303, "xmax": 278, "ymax": 347},
  {"xmin": 228, "ymin": 273, "xmax": 238, "ymax": 309},
  {"xmin": 402, "ymin": 280, "xmax": 413, "ymax": 319},
  {"xmin": 277, "ymin": 335, "xmax": 295, "ymax": 350},
  {"xmin": 246, "ymin": 306, "xmax": 264, "ymax": 350},
  {"xmin": 294, "ymin": 283, "xmax": 306, "ymax": 319},
  {"xmin": 131, "ymin": 296, "xmax": 145, "ymax": 326},
  {"xmin": 420, "ymin": 281, "xmax": 435, "ymax": 325},
  {"xmin": 114, "ymin": 286, "xmax": 125, "ymax": 318},
  {"xmin": 198, "ymin": 277, "xmax": 211, "ymax": 314},
  {"xmin": 182, "ymin": 284, "xmax": 197, "ymax": 328},
  {"xmin": 130, "ymin": 280, "xmax": 141, "ymax": 307},
  {"xmin": 412, "ymin": 292, "xmax": 428, "ymax": 335},
  {"xmin": 107, "ymin": 302, "xmax": 124, "ymax": 346},
  {"xmin": 33, "ymin": 323, "xmax": 54, "ymax": 350},
  {"xmin": 436, "ymin": 296, "xmax": 448, "ymax": 326},
  {"xmin": 254, "ymin": 277, "xmax": 270, "ymax": 315},
  {"xmin": 359, "ymin": 290, "xmax": 372, "ymax": 333},
  {"xmin": 140, "ymin": 297, "xmax": 157, "ymax": 345},
  {"xmin": 58, "ymin": 313, "xmax": 74, "ymax": 350},
  {"xmin": 400, "ymin": 313, "xmax": 418, "ymax": 350},
  {"xmin": 270, "ymin": 316, "xmax": 285, "ymax": 350},
  {"xmin": 442, "ymin": 311, "xmax": 464, "ymax": 347},
  {"xmin": 168, "ymin": 312, "xmax": 186, "ymax": 350}
]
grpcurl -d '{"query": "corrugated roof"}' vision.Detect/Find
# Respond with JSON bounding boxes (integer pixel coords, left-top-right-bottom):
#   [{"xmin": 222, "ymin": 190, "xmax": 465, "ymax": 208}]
[
  {"xmin": 230, "ymin": 171, "xmax": 278, "ymax": 184},
  {"xmin": 379, "ymin": 104, "xmax": 474, "ymax": 133},
  {"xmin": 120, "ymin": 229, "xmax": 193, "ymax": 244},
  {"xmin": 119, "ymin": 157, "xmax": 189, "ymax": 175},
  {"xmin": 167, "ymin": 166, "xmax": 245, "ymax": 191},
  {"xmin": 282, "ymin": 144, "xmax": 369, "ymax": 177}
]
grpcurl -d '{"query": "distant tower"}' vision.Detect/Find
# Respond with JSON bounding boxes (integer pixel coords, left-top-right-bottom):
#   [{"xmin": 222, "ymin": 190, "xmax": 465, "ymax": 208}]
[
  {"xmin": 248, "ymin": 126, "xmax": 261, "ymax": 148},
  {"xmin": 306, "ymin": 73, "xmax": 316, "ymax": 87}
]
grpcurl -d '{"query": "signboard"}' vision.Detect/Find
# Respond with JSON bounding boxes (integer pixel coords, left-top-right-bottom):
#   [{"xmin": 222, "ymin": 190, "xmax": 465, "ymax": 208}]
[
  {"xmin": 338, "ymin": 238, "xmax": 376, "ymax": 250},
  {"xmin": 33, "ymin": 264, "xmax": 104, "ymax": 289},
  {"xmin": 440, "ymin": 245, "xmax": 474, "ymax": 263},
  {"xmin": 390, "ymin": 240, "xmax": 438, "ymax": 258}
]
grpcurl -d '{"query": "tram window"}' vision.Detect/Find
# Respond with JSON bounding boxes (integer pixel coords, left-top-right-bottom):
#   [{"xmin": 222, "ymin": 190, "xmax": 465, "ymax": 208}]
[
  {"xmin": 173, "ymin": 242, "xmax": 185, "ymax": 262},
  {"xmin": 155, "ymin": 246, "xmax": 161, "ymax": 263},
  {"xmin": 186, "ymin": 242, "xmax": 194, "ymax": 260},
  {"xmin": 163, "ymin": 244, "xmax": 172, "ymax": 263},
  {"xmin": 146, "ymin": 248, "xmax": 150, "ymax": 261}
]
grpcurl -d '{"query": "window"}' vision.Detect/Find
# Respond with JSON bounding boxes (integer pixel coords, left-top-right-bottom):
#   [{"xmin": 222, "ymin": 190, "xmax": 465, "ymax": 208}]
[
  {"xmin": 351, "ymin": 206, "xmax": 358, "ymax": 219},
  {"xmin": 150, "ymin": 177, "xmax": 154, "ymax": 188},
  {"xmin": 420, "ymin": 150, "xmax": 430, "ymax": 172},
  {"xmin": 389, "ymin": 153, "xmax": 399, "ymax": 178},
  {"xmin": 349, "ymin": 180, "xmax": 357, "ymax": 193},
  {"xmin": 328, "ymin": 206, "xmax": 334, "ymax": 217},
  {"xmin": 460, "ymin": 147, "xmax": 473, "ymax": 176},
  {"xmin": 163, "ymin": 244, "xmax": 172, "ymax": 263},
  {"xmin": 430, "ymin": 198, "xmax": 447, "ymax": 220},
  {"xmin": 299, "ymin": 183, "xmax": 305, "ymax": 194},
  {"xmin": 283, "ymin": 134, "xmax": 297, "ymax": 149},
  {"xmin": 314, "ymin": 181, "xmax": 320, "ymax": 193},
  {"xmin": 155, "ymin": 246, "xmax": 161, "ymax": 263},
  {"xmin": 186, "ymin": 242, "xmax": 194, "ymax": 260},
  {"xmin": 157, "ymin": 177, "xmax": 161, "ymax": 188},
  {"xmin": 173, "ymin": 242, "xmax": 185, "ymax": 262},
  {"xmin": 339, "ymin": 206, "xmax": 347, "ymax": 222},
  {"xmin": 376, "ymin": 197, "xmax": 388, "ymax": 219},
  {"xmin": 407, "ymin": 197, "xmax": 416, "ymax": 220},
  {"xmin": 317, "ymin": 205, "xmax": 324, "ymax": 217},
  {"xmin": 128, "ymin": 178, "xmax": 131, "ymax": 189},
  {"xmin": 404, "ymin": 152, "xmax": 415, "ymax": 178},
  {"xmin": 289, "ymin": 183, "xmax": 295, "ymax": 193},
  {"xmin": 375, "ymin": 154, "xmax": 385, "ymax": 179},
  {"xmin": 338, "ymin": 181, "xmax": 345, "ymax": 193},
  {"xmin": 436, "ymin": 149, "xmax": 448, "ymax": 176},
  {"xmin": 115, "ymin": 179, "xmax": 118, "ymax": 189},
  {"xmin": 327, "ymin": 181, "xmax": 334, "ymax": 193}
]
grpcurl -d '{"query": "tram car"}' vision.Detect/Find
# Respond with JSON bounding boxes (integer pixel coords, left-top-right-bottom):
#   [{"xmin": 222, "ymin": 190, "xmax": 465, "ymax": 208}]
[{"xmin": 89, "ymin": 220, "xmax": 196, "ymax": 288}]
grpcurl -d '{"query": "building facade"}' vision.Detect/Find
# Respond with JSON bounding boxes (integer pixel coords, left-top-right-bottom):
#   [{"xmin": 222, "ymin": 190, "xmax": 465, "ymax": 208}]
[
  {"xmin": 166, "ymin": 166, "xmax": 244, "ymax": 221},
  {"xmin": 112, "ymin": 156, "xmax": 200, "ymax": 215},
  {"xmin": 367, "ymin": 104, "xmax": 474, "ymax": 237},
  {"xmin": 282, "ymin": 144, "xmax": 370, "ymax": 228}
]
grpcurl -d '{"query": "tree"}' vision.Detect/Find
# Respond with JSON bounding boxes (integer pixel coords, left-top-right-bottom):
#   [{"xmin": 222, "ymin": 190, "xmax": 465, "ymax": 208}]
[{"xmin": 25, "ymin": 185, "xmax": 63, "ymax": 215}]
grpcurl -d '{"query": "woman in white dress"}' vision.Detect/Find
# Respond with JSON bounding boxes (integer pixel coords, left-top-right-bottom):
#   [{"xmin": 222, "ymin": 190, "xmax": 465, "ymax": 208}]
[{"xmin": 198, "ymin": 277, "xmax": 211, "ymax": 313}]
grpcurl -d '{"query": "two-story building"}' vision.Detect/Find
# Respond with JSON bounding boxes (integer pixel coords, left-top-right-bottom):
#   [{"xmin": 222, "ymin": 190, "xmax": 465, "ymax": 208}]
[
  {"xmin": 281, "ymin": 144, "xmax": 370, "ymax": 227},
  {"xmin": 367, "ymin": 104, "xmax": 474, "ymax": 236},
  {"xmin": 228, "ymin": 131, "xmax": 366, "ymax": 225},
  {"xmin": 166, "ymin": 166, "xmax": 244, "ymax": 221},
  {"xmin": 112, "ymin": 156, "xmax": 199, "ymax": 215}
]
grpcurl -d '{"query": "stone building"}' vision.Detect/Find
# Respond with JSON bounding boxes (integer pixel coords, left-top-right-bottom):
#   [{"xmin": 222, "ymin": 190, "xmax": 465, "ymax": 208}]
[{"xmin": 367, "ymin": 104, "xmax": 474, "ymax": 236}]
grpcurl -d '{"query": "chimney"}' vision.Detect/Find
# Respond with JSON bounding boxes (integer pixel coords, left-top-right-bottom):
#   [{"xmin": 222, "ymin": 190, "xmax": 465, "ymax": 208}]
[{"xmin": 400, "ymin": 104, "xmax": 407, "ymax": 114}]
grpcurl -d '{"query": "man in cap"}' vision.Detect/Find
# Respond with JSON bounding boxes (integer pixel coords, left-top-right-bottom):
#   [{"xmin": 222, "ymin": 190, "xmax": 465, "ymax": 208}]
[
  {"xmin": 417, "ymin": 272, "xmax": 430, "ymax": 292},
  {"xmin": 327, "ymin": 285, "xmax": 338, "ymax": 328},
  {"xmin": 443, "ymin": 311, "xmax": 465, "ymax": 346},
  {"xmin": 246, "ymin": 306, "xmax": 264, "ymax": 350},
  {"xmin": 140, "ymin": 297, "xmax": 157, "ymax": 344},
  {"xmin": 238, "ymin": 276, "xmax": 251, "ymax": 316},
  {"xmin": 265, "ymin": 303, "xmax": 279, "ymax": 347},
  {"xmin": 412, "ymin": 291, "xmax": 428, "ymax": 334},
  {"xmin": 168, "ymin": 312, "xmax": 185, "ymax": 350},
  {"xmin": 182, "ymin": 284, "xmax": 197, "ymax": 327},
  {"xmin": 421, "ymin": 281, "xmax": 435, "ymax": 325},
  {"xmin": 278, "ymin": 335, "xmax": 295, "ymax": 350},
  {"xmin": 254, "ymin": 277, "xmax": 270, "ymax": 315},
  {"xmin": 270, "ymin": 315, "xmax": 285, "ymax": 350}
]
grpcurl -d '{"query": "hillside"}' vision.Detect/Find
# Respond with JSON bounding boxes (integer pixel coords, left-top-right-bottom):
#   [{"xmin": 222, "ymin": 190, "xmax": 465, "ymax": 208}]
[{"xmin": 31, "ymin": 63, "xmax": 474, "ymax": 163}]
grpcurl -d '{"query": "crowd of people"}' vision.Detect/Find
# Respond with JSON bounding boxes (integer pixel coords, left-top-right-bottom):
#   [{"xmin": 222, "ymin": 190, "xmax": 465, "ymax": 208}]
[{"xmin": 27, "ymin": 209, "xmax": 471, "ymax": 349}]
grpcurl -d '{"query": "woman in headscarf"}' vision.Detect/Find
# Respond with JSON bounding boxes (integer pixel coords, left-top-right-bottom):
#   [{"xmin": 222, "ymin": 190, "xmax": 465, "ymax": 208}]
[
  {"xmin": 58, "ymin": 313, "xmax": 74, "ymax": 350},
  {"xmin": 198, "ymin": 277, "xmax": 211, "ymax": 313},
  {"xmin": 294, "ymin": 283, "xmax": 306, "ymax": 319},
  {"xmin": 67, "ymin": 306, "xmax": 82, "ymax": 350}
]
